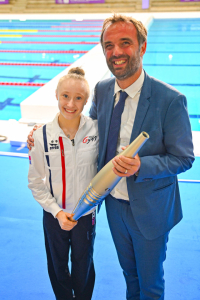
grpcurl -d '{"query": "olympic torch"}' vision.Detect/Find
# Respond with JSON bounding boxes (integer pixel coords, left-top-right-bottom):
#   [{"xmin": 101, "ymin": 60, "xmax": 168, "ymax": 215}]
[{"xmin": 70, "ymin": 131, "xmax": 149, "ymax": 221}]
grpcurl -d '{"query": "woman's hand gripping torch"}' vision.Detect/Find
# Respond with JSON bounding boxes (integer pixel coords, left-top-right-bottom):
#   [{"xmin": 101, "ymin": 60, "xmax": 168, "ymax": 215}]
[{"xmin": 70, "ymin": 131, "xmax": 149, "ymax": 221}]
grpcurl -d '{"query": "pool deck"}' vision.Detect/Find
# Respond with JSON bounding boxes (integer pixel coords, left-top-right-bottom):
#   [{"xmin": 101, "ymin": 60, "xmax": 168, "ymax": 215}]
[{"xmin": 0, "ymin": 11, "xmax": 200, "ymax": 156}]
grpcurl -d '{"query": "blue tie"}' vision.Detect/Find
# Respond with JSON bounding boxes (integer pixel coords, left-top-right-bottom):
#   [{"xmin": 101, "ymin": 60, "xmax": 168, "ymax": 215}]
[{"xmin": 105, "ymin": 91, "xmax": 128, "ymax": 165}]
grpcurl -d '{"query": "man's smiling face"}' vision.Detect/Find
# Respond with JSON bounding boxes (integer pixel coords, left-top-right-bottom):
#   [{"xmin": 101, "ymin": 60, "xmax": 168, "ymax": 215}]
[{"xmin": 103, "ymin": 21, "xmax": 145, "ymax": 83}]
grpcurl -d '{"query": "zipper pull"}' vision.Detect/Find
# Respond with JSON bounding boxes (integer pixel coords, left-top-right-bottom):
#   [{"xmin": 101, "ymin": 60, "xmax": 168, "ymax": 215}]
[{"xmin": 71, "ymin": 139, "xmax": 75, "ymax": 146}]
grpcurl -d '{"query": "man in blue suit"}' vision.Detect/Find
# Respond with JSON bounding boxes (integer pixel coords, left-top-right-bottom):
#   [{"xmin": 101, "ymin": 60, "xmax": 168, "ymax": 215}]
[
  {"xmin": 89, "ymin": 14, "xmax": 194, "ymax": 300},
  {"xmin": 28, "ymin": 14, "xmax": 194, "ymax": 300}
]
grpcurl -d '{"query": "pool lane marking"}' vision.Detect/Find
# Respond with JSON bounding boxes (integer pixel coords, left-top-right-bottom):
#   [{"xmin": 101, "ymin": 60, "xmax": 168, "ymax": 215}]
[
  {"xmin": 51, "ymin": 25, "xmax": 102, "ymax": 28},
  {"xmin": 169, "ymin": 84, "xmax": 200, "ymax": 86},
  {"xmin": 143, "ymin": 64, "xmax": 200, "ymax": 67},
  {"xmin": 0, "ymin": 62, "xmax": 71, "ymax": 66},
  {"xmin": 0, "ymin": 29, "xmax": 101, "ymax": 32},
  {"xmin": 0, "ymin": 35, "xmax": 22, "ymax": 38},
  {"xmin": 148, "ymin": 42, "xmax": 200, "ymax": 44},
  {"xmin": 0, "ymin": 34, "xmax": 99, "ymax": 38},
  {"xmin": 0, "ymin": 41, "xmax": 98, "ymax": 44},
  {"xmin": 22, "ymin": 34, "xmax": 100, "ymax": 38},
  {"xmin": 38, "ymin": 30, "xmax": 101, "ymax": 32},
  {"xmin": 0, "ymin": 82, "xmax": 45, "ymax": 86},
  {"xmin": 0, "ymin": 152, "xmax": 28, "ymax": 158},
  {"xmin": 0, "ymin": 30, "xmax": 38, "ymax": 32},
  {"xmin": 146, "ymin": 51, "xmax": 200, "ymax": 53},
  {"xmin": 178, "ymin": 179, "xmax": 200, "ymax": 183},
  {"xmin": 189, "ymin": 115, "xmax": 200, "ymax": 119},
  {"xmin": 0, "ymin": 50, "xmax": 87, "ymax": 53}
]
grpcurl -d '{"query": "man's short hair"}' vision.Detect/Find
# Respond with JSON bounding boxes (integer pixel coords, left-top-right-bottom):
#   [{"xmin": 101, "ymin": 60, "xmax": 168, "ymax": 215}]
[{"xmin": 100, "ymin": 14, "xmax": 147, "ymax": 49}]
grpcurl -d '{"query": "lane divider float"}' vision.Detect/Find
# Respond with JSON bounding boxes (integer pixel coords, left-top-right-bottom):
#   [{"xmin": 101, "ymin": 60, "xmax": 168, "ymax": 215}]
[
  {"xmin": 0, "ymin": 41, "xmax": 98, "ymax": 44},
  {"xmin": 51, "ymin": 25, "xmax": 102, "ymax": 28},
  {"xmin": 0, "ymin": 50, "xmax": 87, "ymax": 53},
  {"xmin": 0, "ymin": 29, "xmax": 101, "ymax": 33},
  {"xmin": 0, "ymin": 35, "xmax": 22, "ymax": 38},
  {"xmin": 38, "ymin": 30, "xmax": 101, "ymax": 32},
  {"xmin": 22, "ymin": 34, "xmax": 99, "ymax": 38},
  {"xmin": 0, "ymin": 34, "xmax": 99, "ymax": 38},
  {"xmin": 0, "ymin": 29, "xmax": 38, "ymax": 32},
  {"xmin": 0, "ymin": 62, "xmax": 71, "ymax": 67},
  {"xmin": 0, "ymin": 82, "xmax": 45, "ymax": 86}
]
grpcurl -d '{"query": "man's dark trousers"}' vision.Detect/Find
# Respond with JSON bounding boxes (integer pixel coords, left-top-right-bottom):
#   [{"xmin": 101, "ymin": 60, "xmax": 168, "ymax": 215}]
[{"xmin": 105, "ymin": 194, "xmax": 169, "ymax": 300}]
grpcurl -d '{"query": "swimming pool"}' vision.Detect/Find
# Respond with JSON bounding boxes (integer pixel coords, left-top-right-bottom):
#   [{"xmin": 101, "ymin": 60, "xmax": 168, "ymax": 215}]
[
  {"xmin": 0, "ymin": 19, "xmax": 103, "ymax": 120},
  {"xmin": 0, "ymin": 17, "xmax": 199, "ymax": 133},
  {"xmin": 144, "ymin": 18, "xmax": 200, "ymax": 132}
]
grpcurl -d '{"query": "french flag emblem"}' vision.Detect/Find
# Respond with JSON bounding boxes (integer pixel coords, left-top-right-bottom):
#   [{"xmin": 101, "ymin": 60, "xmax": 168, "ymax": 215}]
[{"xmin": 29, "ymin": 156, "xmax": 32, "ymax": 165}]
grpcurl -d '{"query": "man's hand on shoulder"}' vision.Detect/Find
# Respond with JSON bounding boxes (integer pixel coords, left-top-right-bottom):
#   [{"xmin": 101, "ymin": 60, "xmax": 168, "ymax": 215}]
[
  {"xmin": 27, "ymin": 125, "xmax": 42, "ymax": 150},
  {"xmin": 112, "ymin": 153, "xmax": 141, "ymax": 177}
]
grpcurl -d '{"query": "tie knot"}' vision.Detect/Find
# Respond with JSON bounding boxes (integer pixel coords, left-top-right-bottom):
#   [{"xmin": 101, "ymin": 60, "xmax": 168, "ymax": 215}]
[{"xmin": 119, "ymin": 90, "xmax": 128, "ymax": 103}]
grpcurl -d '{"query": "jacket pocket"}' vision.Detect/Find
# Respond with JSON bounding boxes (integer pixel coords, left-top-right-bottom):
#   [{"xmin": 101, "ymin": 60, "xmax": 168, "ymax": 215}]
[{"xmin": 153, "ymin": 181, "xmax": 174, "ymax": 192}]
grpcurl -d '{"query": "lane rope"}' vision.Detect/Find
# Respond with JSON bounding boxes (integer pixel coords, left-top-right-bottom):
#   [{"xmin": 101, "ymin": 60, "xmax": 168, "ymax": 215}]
[
  {"xmin": 0, "ymin": 41, "xmax": 98, "ymax": 44},
  {"xmin": 0, "ymin": 30, "xmax": 101, "ymax": 32},
  {"xmin": 178, "ymin": 179, "xmax": 200, "ymax": 183},
  {"xmin": 20, "ymin": 34, "xmax": 100, "ymax": 38},
  {"xmin": 0, "ymin": 151, "xmax": 28, "ymax": 158},
  {"xmin": 0, "ymin": 62, "xmax": 71, "ymax": 67},
  {"xmin": 0, "ymin": 50, "xmax": 87, "ymax": 53},
  {"xmin": 0, "ymin": 82, "xmax": 45, "ymax": 86},
  {"xmin": 38, "ymin": 30, "xmax": 101, "ymax": 32},
  {"xmin": 51, "ymin": 25, "xmax": 102, "ymax": 28},
  {"xmin": 0, "ymin": 34, "xmax": 99, "ymax": 38}
]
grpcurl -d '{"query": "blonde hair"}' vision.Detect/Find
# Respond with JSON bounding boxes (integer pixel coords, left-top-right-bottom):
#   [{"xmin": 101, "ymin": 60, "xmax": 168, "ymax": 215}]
[
  {"xmin": 100, "ymin": 14, "xmax": 147, "ymax": 49},
  {"xmin": 56, "ymin": 67, "xmax": 90, "ymax": 99}
]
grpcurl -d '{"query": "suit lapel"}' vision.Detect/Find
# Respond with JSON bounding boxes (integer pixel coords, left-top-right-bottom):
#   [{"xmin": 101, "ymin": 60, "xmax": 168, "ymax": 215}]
[
  {"xmin": 130, "ymin": 71, "xmax": 151, "ymax": 142},
  {"xmin": 105, "ymin": 82, "xmax": 115, "ymax": 134},
  {"xmin": 99, "ymin": 80, "xmax": 115, "ymax": 168}
]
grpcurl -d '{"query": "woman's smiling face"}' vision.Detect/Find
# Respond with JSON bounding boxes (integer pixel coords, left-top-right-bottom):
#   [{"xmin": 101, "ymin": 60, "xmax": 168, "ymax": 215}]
[{"xmin": 56, "ymin": 78, "xmax": 88, "ymax": 121}]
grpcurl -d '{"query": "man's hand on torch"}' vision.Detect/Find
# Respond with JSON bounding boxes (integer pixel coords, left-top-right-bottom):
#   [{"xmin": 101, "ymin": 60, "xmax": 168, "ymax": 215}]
[{"xmin": 112, "ymin": 153, "xmax": 141, "ymax": 177}]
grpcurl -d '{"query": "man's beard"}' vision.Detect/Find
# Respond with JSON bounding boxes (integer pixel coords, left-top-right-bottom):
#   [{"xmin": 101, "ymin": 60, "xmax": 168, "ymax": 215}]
[{"xmin": 107, "ymin": 51, "xmax": 141, "ymax": 80}]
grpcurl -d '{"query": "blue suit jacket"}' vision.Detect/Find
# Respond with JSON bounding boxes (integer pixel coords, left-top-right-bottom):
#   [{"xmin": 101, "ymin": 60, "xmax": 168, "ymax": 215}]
[{"xmin": 89, "ymin": 71, "xmax": 194, "ymax": 240}]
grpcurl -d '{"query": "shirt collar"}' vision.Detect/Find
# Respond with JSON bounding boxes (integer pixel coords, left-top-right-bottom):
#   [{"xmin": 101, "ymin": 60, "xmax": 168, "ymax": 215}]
[{"xmin": 114, "ymin": 69, "xmax": 144, "ymax": 99}]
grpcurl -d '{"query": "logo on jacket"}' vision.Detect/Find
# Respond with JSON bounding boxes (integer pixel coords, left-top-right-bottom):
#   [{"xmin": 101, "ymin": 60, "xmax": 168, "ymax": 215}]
[
  {"xmin": 49, "ymin": 140, "xmax": 59, "ymax": 150},
  {"xmin": 83, "ymin": 136, "xmax": 97, "ymax": 144}
]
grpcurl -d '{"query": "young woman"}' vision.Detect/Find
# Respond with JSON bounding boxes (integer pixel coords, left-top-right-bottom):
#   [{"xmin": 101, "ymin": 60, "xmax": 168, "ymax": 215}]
[{"xmin": 28, "ymin": 67, "xmax": 99, "ymax": 300}]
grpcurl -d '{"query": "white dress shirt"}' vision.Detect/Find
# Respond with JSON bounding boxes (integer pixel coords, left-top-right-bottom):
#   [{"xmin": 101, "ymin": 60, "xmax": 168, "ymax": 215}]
[{"xmin": 110, "ymin": 70, "xmax": 144, "ymax": 200}]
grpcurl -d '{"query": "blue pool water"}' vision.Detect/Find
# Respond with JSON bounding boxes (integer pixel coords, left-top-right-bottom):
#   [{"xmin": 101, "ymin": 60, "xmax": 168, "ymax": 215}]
[
  {"xmin": 0, "ymin": 53, "xmax": 83, "ymax": 63},
  {"xmin": 144, "ymin": 18, "xmax": 200, "ymax": 131},
  {"xmin": 0, "ymin": 18, "xmax": 199, "ymax": 132},
  {"xmin": 0, "ymin": 19, "xmax": 102, "ymax": 120}
]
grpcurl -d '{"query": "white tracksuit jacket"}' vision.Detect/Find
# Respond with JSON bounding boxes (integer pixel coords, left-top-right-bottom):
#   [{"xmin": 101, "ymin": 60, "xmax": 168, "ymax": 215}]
[{"xmin": 28, "ymin": 114, "xmax": 99, "ymax": 218}]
